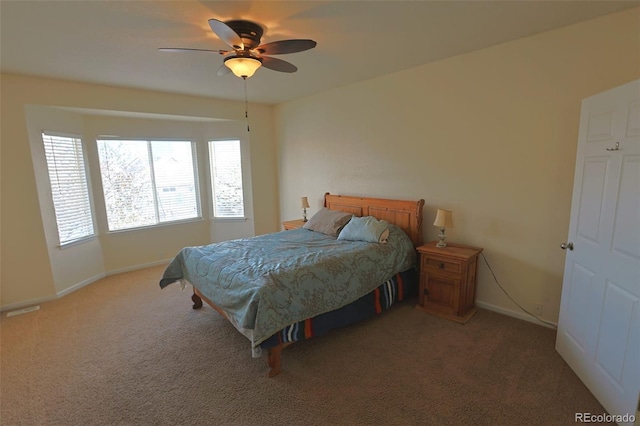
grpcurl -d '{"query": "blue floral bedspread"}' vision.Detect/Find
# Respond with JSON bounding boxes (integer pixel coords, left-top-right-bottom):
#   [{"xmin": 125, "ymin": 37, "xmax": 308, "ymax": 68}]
[{"xmin": 159, "ymin": 225, "xmax": 416, "ymax": 347}]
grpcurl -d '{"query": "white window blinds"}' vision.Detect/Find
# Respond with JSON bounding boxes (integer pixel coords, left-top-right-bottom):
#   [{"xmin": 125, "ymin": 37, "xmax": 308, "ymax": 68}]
[
  {"xmin": 97, "ymin": 139, "xmax": 199, "ymax": 231},
  {"xmin": 209, "ymin": 140, "xmax": 245, "ymax": 218},
  {"xmin": 42, "ymin": 133, "xmax": 95, "ymax": 245}
]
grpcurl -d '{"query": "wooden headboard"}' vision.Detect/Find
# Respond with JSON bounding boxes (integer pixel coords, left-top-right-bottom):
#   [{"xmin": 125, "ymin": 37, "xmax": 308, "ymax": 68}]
[{"xmin": 324, "ymin": 193, "xmax": 425, "ymax": 247}]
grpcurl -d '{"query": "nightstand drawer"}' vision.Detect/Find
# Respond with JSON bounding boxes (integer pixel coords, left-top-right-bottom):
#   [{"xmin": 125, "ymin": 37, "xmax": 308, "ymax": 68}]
[{"xmin": 422, "ymin": 257, "xmax": 461, "ymax": 275}]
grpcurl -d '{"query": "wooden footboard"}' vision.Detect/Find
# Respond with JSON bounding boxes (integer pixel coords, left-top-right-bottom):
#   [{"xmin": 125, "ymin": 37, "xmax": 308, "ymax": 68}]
[{"xmin": 191, "ymin": 288, "xmax": 284, "ymax": 377}]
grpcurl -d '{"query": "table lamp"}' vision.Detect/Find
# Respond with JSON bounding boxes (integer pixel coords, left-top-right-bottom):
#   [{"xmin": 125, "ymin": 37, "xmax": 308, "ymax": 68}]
[
  {"xmin": 301, "ymin": 197, "xmax": 310, "ymax": 222},
  {"xmin": 433, "ymin": 209, "xmax": 453, "ymax": 248}
]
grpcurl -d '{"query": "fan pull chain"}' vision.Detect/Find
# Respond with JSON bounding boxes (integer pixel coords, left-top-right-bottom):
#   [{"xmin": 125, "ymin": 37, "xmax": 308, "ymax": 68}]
[{"xmin": 243, "ymin": 76, "xmax": 250, "ymax": 132}]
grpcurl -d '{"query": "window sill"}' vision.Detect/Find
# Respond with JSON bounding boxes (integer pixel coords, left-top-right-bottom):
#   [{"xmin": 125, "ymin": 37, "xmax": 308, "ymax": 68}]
[
  {"xmin": 57, "ymin": 235, "xmax": 97, "ymax": 249},
  {"xmin": 211, "ymin": 217, "xmax": 249, "ymax": 222},
  {"xmin": 106, "ymin": 217, "xmax": 205, "ymax": 235}
]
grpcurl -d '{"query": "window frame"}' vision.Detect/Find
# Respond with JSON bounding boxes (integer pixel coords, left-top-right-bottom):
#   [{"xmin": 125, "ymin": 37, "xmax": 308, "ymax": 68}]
[
  {"xmin": 208, "ymin": 139, "xmax": 247, "ymax": 220},
  {"xmin": 96, "ymin": 137, "xmax": 202, "ymax": 232},
  {"xmin": 41, "ymin": 131, "xmax": 96, "ymax": 247}
]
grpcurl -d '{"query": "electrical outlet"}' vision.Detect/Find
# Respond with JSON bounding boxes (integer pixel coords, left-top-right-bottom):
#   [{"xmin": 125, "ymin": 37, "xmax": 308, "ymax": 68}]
[{"xmin": 534, "ymin": 303, "xmax": 544, "ymax": 316}]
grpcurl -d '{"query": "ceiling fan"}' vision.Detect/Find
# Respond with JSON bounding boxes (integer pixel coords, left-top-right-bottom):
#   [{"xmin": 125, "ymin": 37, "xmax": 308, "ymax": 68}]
[{"xmin": 159, "ymin": 19, "xmax": 317, "ymax": 79}]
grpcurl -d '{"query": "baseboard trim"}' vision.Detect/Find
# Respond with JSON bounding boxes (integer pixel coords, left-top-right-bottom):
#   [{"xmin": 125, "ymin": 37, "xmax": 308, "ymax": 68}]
[
  {"xmin": 1, "ymin": 259, "xmax": 172, "ymax": 313},
  {"xmin": 56, "ymin": 272, "xmax": 107, "ymax": 299},
  {"xmin": 475, "ymin": 300, "xmax": 557, "ymax": 329},
  {"xmin": 106, "ymin": 258, "xmax": 172, "ymax": 276},
  {"xmin": 3, "ymin": 263, "xmax": 561, "ymax": 328}
]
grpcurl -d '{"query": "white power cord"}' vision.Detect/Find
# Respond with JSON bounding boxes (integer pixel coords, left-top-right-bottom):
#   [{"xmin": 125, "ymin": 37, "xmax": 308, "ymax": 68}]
[{"xmin": 480, "ymin": 252, "xmax": 558, "ymax": 329}]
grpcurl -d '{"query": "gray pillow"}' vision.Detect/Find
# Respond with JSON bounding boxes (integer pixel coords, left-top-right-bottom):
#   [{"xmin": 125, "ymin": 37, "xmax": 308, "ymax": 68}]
[{"xmin": 303, "ymin": 208, "xmax": 352, "ymax": 237}]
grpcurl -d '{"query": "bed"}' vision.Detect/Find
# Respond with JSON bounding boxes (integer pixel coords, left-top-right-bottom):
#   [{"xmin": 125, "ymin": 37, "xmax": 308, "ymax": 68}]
[{"xmin": 160, "ymin": 193, "xmax": 424, "ymax": 376}]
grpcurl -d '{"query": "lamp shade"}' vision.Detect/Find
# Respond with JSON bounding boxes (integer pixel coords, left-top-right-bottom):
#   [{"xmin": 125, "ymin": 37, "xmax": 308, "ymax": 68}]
[
  {"xmin": 301, "ymin": 197, "xmax": 310, "ymax": 208},
  {"xmin": 433, "ymin": 209, "xmax": 453, "ymax": 228},
  {"xmin": 224, "ymin": 56, "xmax": 262, "ymax": 78}
]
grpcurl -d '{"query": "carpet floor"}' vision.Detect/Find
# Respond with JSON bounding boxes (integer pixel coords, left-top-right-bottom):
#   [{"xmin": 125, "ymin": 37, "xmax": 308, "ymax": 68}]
[{"xmin": 0, "ymin": 265, "xmax": 609, "ymax": 425}]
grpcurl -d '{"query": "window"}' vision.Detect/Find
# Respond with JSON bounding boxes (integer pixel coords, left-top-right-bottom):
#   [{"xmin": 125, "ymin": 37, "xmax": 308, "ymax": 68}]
[
  {"xmin": 97, "ymin": 139, "xmax": 199, "ymax": 231},
  {"xmin": 209, "ymin": 140, "xmax": 245, "ymax": 218},
  {"xmin": 42, "ymin": 133, "xmax": 95, "ymax": 245}
]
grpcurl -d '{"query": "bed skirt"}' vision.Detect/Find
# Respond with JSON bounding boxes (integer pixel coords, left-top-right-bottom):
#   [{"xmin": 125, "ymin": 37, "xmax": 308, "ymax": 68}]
[{"xmin": 259, "ymin": 268, "xmax": 418, "ymax": 350}]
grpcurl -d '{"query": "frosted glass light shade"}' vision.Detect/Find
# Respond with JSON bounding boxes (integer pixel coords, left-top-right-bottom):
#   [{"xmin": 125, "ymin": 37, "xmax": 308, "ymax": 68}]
[{"xmin": 224, "ymin": 57, "xmax": 262, "ymax": 78}]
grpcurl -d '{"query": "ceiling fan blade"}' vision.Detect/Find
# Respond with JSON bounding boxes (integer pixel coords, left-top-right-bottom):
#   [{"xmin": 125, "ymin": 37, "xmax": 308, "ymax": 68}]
[
  {"xmin": 255, "ymin": 39, "xmax": 316, "ymax": 55},
  {"xmin": 159, "ymin": 47, "xmax": 229, "ymax": 55},
  {"xmin": 217, "ymin": 64, "xmax": 231, "ymax": 77},
  {"xmin": 261, "ymin": 56, "xmax": 297, "ymax": 73},
  {"xmin": 208, "ymin": 19, "xmax": 244, "ymax": 50}
]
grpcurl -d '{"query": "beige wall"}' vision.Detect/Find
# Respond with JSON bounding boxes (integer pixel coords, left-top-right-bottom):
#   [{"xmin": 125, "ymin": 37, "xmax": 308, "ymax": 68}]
[
  {"xmin": 1, "ymin": 9, "xmax": 638, "ymax": 318},
  {"xmin": 274, "ymin": 9, "xmax": 640, "ymax": 325},
  {"xmin": 25, "ymin": 106, "xmax": 106, "ymax": 295},
  {"xmin": 0, "ymin": 75, "xmax": 279, "ymax": 309}
]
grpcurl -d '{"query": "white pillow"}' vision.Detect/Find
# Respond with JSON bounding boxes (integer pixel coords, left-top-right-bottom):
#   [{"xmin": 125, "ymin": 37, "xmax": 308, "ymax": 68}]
[{"xmin": 337, "ymin": 215, "xmax": 390, "ymax": 244}]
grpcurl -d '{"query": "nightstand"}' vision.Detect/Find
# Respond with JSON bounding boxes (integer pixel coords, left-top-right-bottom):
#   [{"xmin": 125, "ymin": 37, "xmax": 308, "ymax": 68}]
[
  {"xmin": 416, "ymin": 241, "xmax": 483, "ymax": 323},
  {"xmin": 282, "ymin": 219, "xmax": 306, "ymax": 230}
]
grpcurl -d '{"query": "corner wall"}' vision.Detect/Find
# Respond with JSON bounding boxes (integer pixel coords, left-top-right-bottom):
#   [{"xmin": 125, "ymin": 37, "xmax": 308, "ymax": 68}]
[
  {"xmin": 0, "ymin": 75, "xmax": 279, "ymax": 309},
  {"xmin": 274, "ymin": 8, "xmax": 640, "ymax": 325}
]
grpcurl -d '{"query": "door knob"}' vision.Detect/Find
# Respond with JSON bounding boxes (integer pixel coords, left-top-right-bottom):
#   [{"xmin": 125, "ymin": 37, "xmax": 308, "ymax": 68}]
[{"xmin": 560, "ymin": 242, "xmax": 574, "ymax": 251}]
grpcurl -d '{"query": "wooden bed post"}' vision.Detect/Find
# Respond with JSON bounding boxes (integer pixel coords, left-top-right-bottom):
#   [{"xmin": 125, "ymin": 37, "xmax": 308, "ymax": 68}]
[
  {"xmin": 267, "ymin": 346, "xmax": 283, "ymax": 377},
  {"xmin": 191, "ymin": 291, "xmax": 203, "ymax": 309},
  {"xmin": 191, "ymin": 287, "xmax": 284, "ymax": 377}
]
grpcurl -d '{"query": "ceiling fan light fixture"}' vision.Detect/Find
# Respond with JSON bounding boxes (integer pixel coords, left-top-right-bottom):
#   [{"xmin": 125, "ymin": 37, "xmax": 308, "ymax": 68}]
[{"xmin": 224, "ymin": 56, "xmax": 262, "ymax": 78}]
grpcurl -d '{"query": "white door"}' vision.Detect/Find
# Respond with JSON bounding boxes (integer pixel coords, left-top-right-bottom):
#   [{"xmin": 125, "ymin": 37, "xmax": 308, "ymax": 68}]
[{"xmin": 556, "ymin": 79, "xmax": 640, "ymax": 425}]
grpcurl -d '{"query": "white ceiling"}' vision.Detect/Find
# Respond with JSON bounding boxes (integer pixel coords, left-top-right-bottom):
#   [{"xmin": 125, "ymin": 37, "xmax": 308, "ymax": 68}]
[{"xmin": 1, "ymin": 1, "xmax": 637, "ymax": 105}]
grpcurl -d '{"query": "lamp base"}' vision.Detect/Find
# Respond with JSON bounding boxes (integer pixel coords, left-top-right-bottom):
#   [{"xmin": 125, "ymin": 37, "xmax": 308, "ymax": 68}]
[
  {"xmin": 302, "ymin": 208, "xmax": 308, "ymax": 222},
  {"xmin": 436, "ymin": 228, "xmax": 447, "ymax": 248}
]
